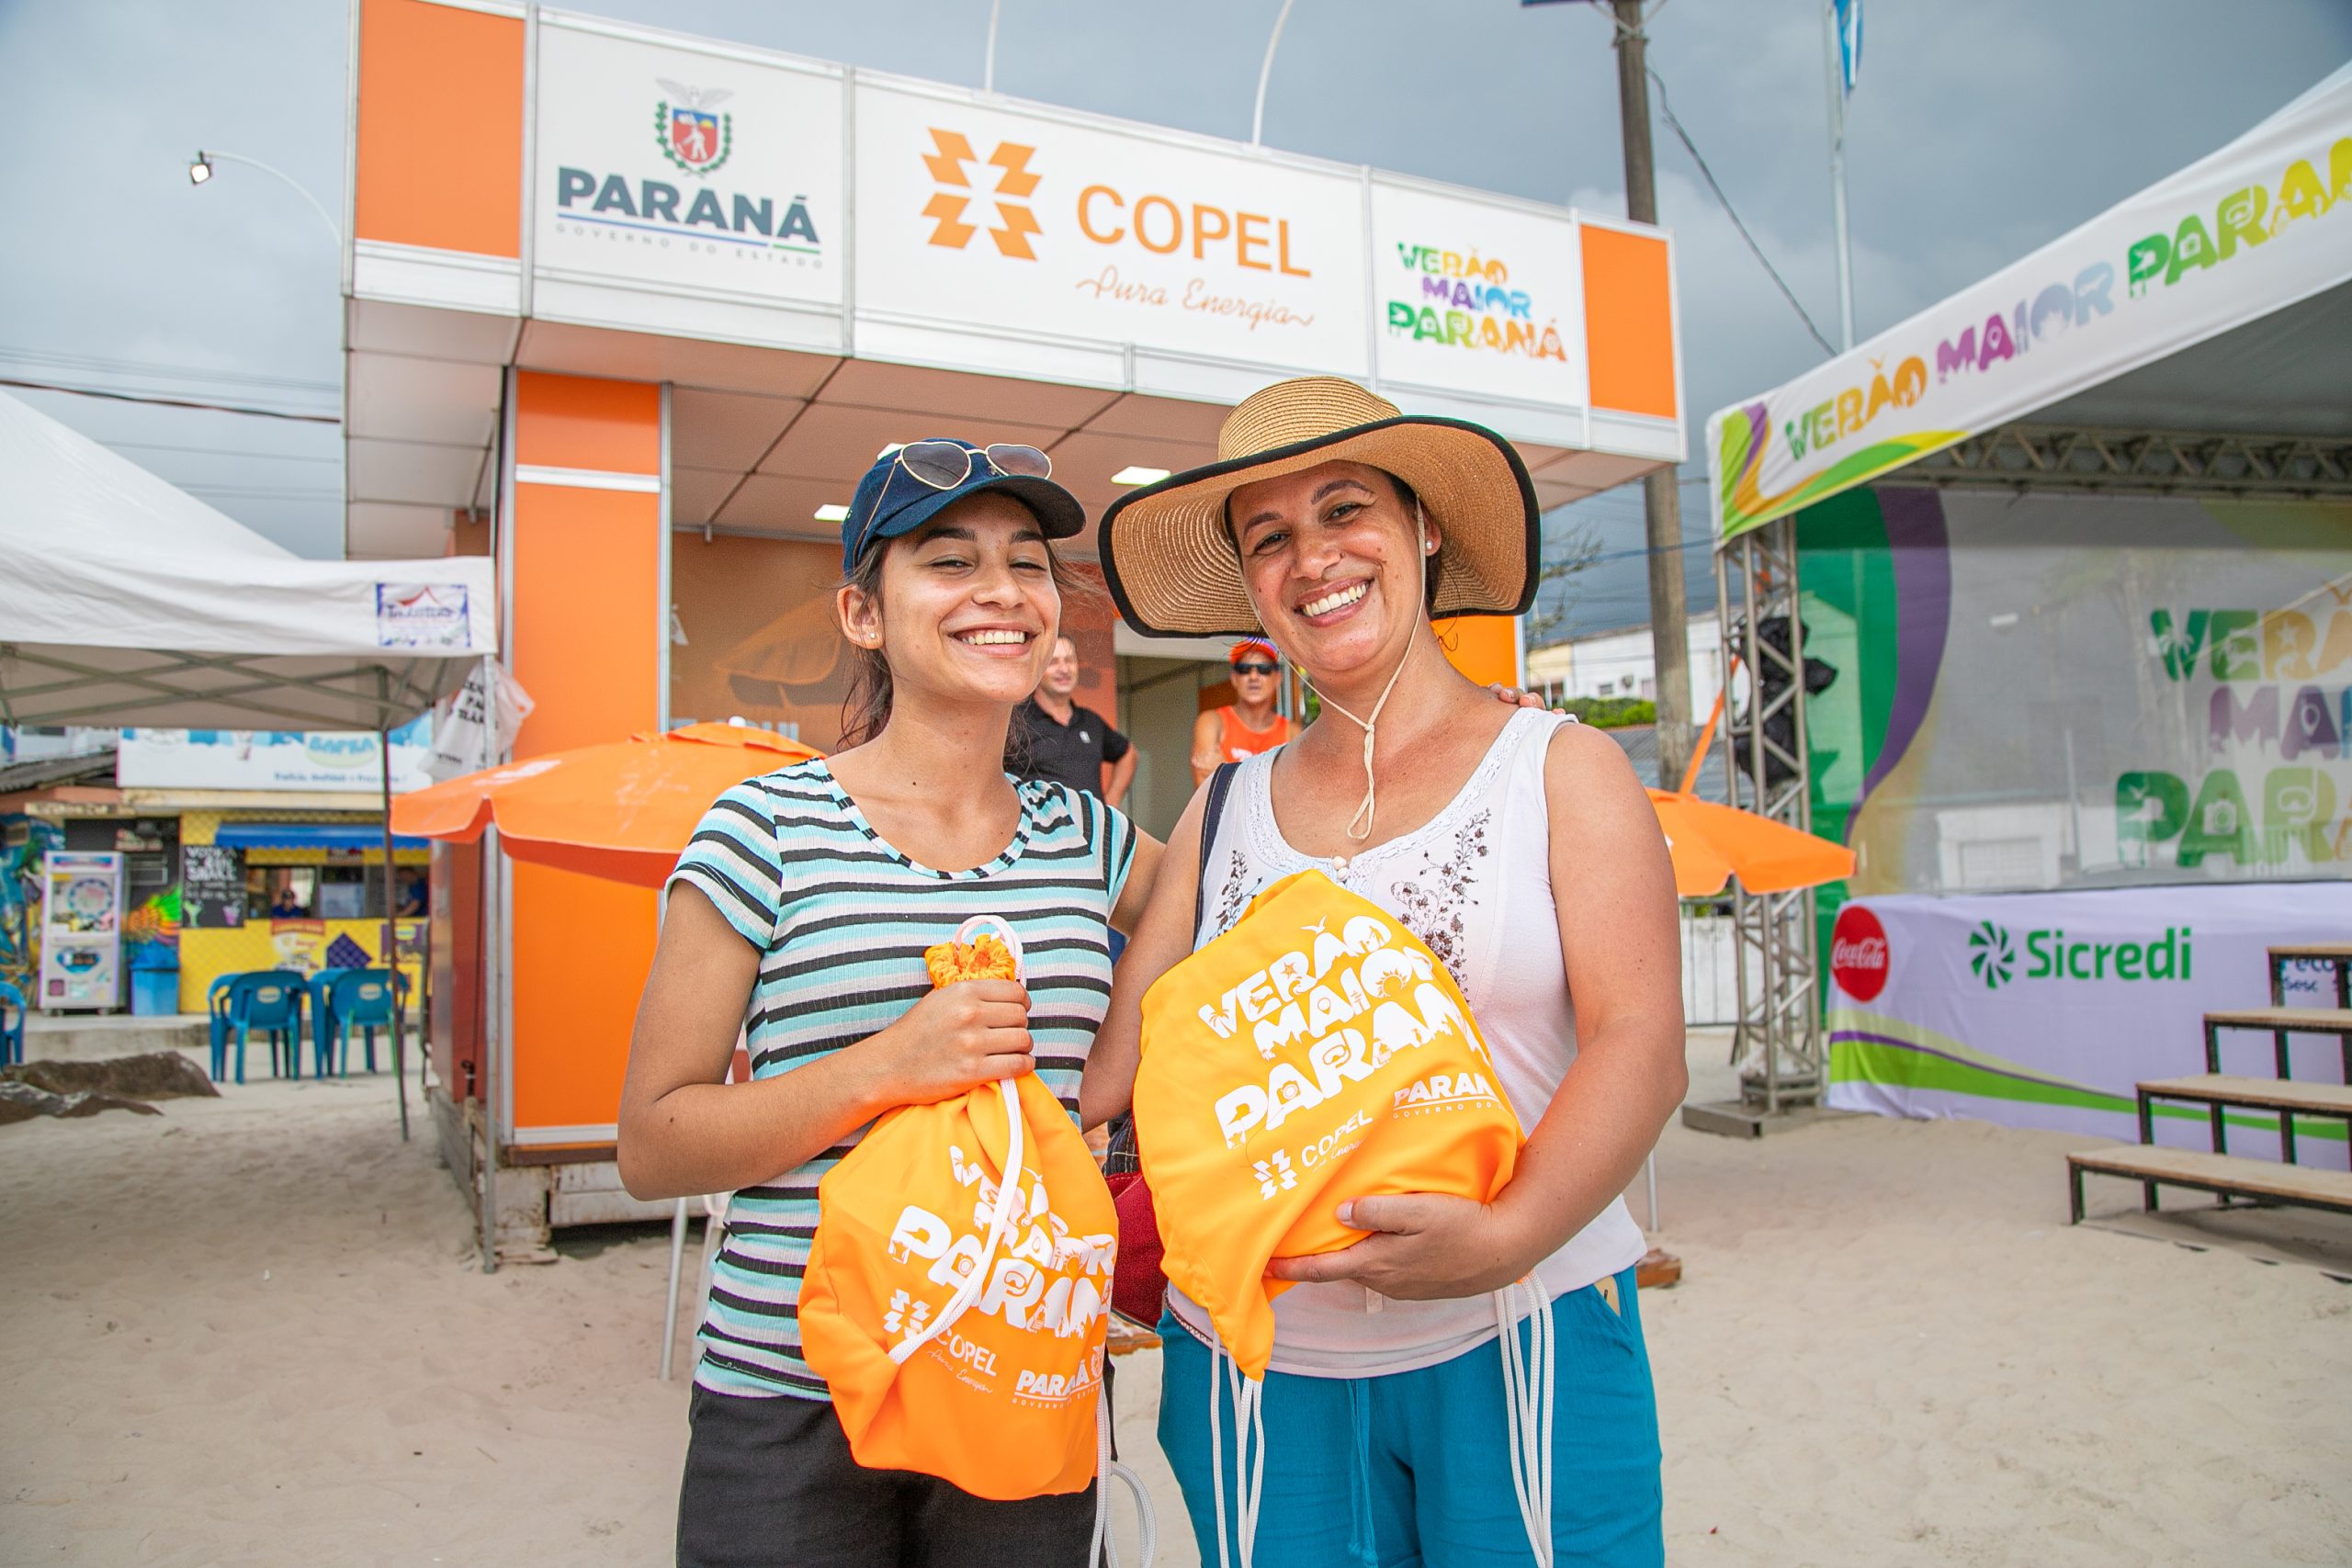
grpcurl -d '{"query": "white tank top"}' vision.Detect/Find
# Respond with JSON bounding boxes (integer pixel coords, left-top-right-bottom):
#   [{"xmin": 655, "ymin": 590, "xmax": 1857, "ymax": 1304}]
[{"xmin": 1166, "ymin": 706, "xmax": 1650, "ymax": 1378}]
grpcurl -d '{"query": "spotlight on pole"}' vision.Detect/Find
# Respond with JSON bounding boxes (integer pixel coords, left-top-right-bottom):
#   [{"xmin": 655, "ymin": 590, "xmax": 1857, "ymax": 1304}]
[{"xmin": 188, "ymin": 152, "xmax": 213, "ymax": 186}]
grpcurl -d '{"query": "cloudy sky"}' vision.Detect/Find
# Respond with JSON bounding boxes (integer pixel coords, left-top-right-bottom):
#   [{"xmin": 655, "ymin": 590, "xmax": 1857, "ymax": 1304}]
[{"xmin": 3, "ymin": 0, "xmax": 2346, "ymax": 636}]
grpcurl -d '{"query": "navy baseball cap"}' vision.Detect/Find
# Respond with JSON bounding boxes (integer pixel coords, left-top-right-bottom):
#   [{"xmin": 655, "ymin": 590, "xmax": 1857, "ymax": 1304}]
[{"xmin": 839, "ymin": 439, "xmax": 1086, "ymax": 574}]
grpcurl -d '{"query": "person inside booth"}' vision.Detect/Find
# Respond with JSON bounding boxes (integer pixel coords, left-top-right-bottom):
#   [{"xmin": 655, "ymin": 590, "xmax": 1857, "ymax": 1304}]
[
  {"xmin": 255, "ymin": 869, "xmax": 315, "ymax": 921},
  {"xmin": 1190, "ymin": 637, "xmax": 1295, "ymax": 784}
]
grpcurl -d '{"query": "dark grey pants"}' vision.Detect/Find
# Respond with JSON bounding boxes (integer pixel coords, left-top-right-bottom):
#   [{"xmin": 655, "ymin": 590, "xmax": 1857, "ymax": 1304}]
[{"xmin": 677, "ymin": 1388, "xmax": 1097, "ymax": 1568}]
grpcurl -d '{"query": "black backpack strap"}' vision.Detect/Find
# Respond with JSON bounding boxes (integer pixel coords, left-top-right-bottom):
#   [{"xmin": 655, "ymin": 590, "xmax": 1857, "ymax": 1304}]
[
  {"xmin": 1193, "ymin": 761, "xmax": 1240, "ymax": 941},
  {"xmin": 1106, "ymin": 761, "xmax": 1241, "ymax": 1178}
]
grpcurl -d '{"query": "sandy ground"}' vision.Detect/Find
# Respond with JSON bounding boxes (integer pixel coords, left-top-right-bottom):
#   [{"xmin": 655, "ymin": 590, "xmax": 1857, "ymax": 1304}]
[{"xmin": 3, "ymin": 1042, "xmax": 2347, "ymax": 1567}]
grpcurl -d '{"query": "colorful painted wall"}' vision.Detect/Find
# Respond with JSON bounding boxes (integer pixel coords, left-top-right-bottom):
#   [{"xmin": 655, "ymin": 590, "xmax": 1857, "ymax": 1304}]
[
  {"xmin": 176, "ymin": 810, "xmax": 426, "ymax": 1012},
  {"xmin": 1796, "ymin": 484, "xmax": 2352, "ymax": 943}
]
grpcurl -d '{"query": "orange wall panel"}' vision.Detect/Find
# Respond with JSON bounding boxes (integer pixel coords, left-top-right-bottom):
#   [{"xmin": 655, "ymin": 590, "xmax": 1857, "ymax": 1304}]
[
  {"xmin": 427, "ymin": 839, "xmax": 482, "ymax": 1101},
  {"xmin": 510, "ymin": 486, "xmax": 661, "ymax": 756},
  {"xmin": 506, "ymin": 377, "xmax": 663, "ymax": 1137},
  {"xmin": 1581, "ymin": 227, "xmax": 1678, "ymax": 420},
  {"xmin": 355, "ymin": 0, "xmax": 524, "ymax": 257},
  {"xmin": 510, "ymin": 863, "xmax": 659, "ymax": 1133},
  {"xmin": 1434, "ymin": 615, "xmax": 1520, "ymax": 689},
  {"xmin": 515, "ymin": 372, "xmax": 663, "ymax": 474}
]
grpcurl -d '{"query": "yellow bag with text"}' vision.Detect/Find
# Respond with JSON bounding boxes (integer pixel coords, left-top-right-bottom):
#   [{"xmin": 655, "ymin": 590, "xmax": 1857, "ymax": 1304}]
[
  {"xmin": 1133, "ymin": 870, "xmax": 1524, "ymax": 1379},
  {"xmin": 799, "ymin": 919, "xmax": 1120, "ymax": 1501}
]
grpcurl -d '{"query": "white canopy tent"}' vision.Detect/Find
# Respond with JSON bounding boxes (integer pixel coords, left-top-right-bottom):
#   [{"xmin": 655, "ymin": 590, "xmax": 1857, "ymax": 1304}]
[
  {"xmin": 1693, "ymin": 62, "xmax": 2352, "ymax": 1127},
  {"xmin": 0, "ymin": 389, "xmax": 495, "ymax": 732},
  {"xmin": 0, "ymin": 389, "xmax": 497, "ymax": 1137},
  {"xmin": 1709, "ymin": 61, "xmax": 2352, "ymax": 540}
]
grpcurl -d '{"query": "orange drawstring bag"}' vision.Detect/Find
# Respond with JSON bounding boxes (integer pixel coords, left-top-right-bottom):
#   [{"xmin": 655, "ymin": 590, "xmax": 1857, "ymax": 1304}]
[
  {"xmin": 800, "ymin": 918, "xmax": 1135, "ymax": 1524},
  {"xmin": 1135, "ymin": 871, "xmax": 1556, "ymax": 1567}
]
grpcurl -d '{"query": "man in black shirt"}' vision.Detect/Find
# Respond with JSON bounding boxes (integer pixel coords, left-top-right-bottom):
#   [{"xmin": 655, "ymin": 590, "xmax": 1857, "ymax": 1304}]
[{"xmin": 1005, "ymin": 634, "xmax": 1134, "ymax": 807}]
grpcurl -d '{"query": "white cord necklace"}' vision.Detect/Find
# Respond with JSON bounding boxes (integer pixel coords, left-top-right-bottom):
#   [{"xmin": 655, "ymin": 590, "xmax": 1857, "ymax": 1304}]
[
  {"xmin": 1309, "ymin": 637, "xmax": 1416, "ymax": 842},
  {"xmin": 1305, "ymin": 502, "xmax": 1431, "ymax": 844}
]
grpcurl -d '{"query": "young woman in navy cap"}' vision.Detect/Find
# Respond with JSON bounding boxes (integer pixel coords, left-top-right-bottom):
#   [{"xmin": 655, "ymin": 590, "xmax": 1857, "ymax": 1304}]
[{"xmin": 619, "ymin": 440, "xmax": 1161, "ymax": 1568}]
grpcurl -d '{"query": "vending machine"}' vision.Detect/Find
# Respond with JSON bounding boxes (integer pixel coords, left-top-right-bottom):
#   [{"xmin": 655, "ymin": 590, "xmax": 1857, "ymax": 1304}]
[{"xmin": 40, "ymin": 851, "xmax": 124, "ymax": 1010}]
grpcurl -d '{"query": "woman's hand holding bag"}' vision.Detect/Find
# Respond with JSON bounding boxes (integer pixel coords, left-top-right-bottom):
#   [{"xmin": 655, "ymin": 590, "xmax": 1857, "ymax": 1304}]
[{"xmin": 798, "ymin": 917, "xmax": 1122, "ymax": 1501}]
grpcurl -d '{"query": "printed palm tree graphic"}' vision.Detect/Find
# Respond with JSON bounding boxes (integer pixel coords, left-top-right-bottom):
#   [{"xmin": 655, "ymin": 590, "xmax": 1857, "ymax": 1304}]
[{"xmin": 1969, "ymin": 921, "xmax": 2016, "ymax": 990}]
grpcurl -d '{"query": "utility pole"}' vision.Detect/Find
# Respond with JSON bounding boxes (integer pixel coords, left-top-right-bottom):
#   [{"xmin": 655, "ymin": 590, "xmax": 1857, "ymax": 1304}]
[{"xmin": 1608, "ymin": 0, "xmax": 1693, "ymax": 791}]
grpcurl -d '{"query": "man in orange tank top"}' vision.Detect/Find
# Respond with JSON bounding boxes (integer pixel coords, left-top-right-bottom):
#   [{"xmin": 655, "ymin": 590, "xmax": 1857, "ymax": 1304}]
[{"xmin": 1190, "ymin": 638, "xmax": 1295, "ymax": 784}]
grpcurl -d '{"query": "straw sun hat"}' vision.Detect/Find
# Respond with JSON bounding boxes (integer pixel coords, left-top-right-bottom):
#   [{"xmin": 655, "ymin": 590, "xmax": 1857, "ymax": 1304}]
[{"xmin": 1099, "ymin": 377, "xmax": 1541, "ymax": 638}]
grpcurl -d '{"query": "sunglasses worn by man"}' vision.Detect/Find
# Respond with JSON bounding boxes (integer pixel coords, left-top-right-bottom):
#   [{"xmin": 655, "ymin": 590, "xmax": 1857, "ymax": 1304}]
[{"xmin": 1232, "ymin": 661, "xmax": 1279, "ymax": 677}]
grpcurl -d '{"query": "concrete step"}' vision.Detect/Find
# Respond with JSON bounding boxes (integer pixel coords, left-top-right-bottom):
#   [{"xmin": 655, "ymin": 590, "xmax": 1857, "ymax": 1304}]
[{"xmin": 24, "ymin": 1012, "xmax": 208, "ymax": 1062}]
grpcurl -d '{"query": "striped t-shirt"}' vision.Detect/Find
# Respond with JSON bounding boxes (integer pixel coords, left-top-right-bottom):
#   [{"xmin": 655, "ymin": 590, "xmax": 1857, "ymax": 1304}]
[{"xmin": 667, "ymin": 760, "xmax": 1137, "ymax": 1401}]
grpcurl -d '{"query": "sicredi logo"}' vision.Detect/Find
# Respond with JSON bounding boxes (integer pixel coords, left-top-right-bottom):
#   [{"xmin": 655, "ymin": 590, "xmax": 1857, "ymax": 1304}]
[
  {"xmin": 922, "ymin": 129, "xmax": 1041, "ymax": 259},
  {"xmin": 1968, "ymin": 921, "xmax": 2195, "ymax": 991},
  {"xmin": 1968, "ymin": 920, "xmax": 2016, "ymax": 990},
  {"xmin": 1829, "ymin": 904, "xmax": 1890, "ymax": 1002}
]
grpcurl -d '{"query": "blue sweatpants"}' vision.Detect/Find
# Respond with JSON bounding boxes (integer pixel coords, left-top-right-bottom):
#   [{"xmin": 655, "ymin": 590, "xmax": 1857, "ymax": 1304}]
[{"xmin": 1156, "ymin": 1269, "xmax": 1661, "ymax": 1568}]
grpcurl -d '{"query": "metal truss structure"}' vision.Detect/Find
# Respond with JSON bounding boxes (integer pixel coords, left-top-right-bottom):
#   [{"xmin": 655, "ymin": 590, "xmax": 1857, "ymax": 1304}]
[
  {"xmin": 1711, "ymin": 513, "xmax": 1824, "ymax": 1119},
  {"xmin": 1905, "ymin": 423, "xmax": 2352, "ymax": 501}
]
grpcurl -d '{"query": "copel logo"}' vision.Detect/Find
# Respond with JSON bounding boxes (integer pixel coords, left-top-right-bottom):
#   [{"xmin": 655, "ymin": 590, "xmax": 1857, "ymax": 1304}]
[
  {"xmin": 922, "ymin": 129, "xmax": 1041, "ymax": 259},
  {"xmin": 1829, "ymin": 904, "xmax": 1890, "ymax": 1003}
]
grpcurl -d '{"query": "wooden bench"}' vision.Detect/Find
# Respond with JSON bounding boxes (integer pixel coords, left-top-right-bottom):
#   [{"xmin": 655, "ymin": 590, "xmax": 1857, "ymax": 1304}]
[
  {"xmin": 2136, "ymin": 1073, "xmax": 2352, "ymax": 1163},
  {"xmin": 2068, "ymin": 1143, "xmax": 2352, "ymax": 1223},
  {"xmin": 2203, "ymin": 1006, "xmax": 2352, "ymax": 1083},
  {"xmin": 2270, "ymin": 943, "xmax": 2352, "ymax": 1010}
]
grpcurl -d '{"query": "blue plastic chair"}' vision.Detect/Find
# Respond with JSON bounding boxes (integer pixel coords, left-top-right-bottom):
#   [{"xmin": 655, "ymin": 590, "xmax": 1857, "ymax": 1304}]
[
  {"xmin": 326, "ymin": 971, "xmax": 400, "ymax": 1076},
  {"xmin": 224, "ymin": 974, "xmax": 307, "ymax": 1084},
  {"xmin": 0, "ymin": 979, "xmax": 25, "ymax": 1067},
  {"xmin": 307, "ymin": 968, "xmax": 356, "ymax": 1076},
  {"xmin": 206, "ymin": 973, "xmax": 246, "ymax": 1075}
]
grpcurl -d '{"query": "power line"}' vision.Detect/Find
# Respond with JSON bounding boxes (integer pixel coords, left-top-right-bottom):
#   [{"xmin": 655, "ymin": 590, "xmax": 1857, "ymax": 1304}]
[
  {"xmin": 0, "ymin": 345, "xmax": 339, "ymax": 396},
  {"xmin": 179, "ymin": 484, "xmax": 342, "ymax": 500},
  {"xmin": 105, "ymin": 439, "xmax": 340, "ymax": 465},
  {"xmin": 0, "ymin": 378, "xmax": 340, "ymax": 424},
  {"xmin": 1577, "ymin": 0, "xmax": 1838, "ymax": 357},
  {"xmin": 1645, "ymin": 64, "xmax": 1838, "ymax": 356}
]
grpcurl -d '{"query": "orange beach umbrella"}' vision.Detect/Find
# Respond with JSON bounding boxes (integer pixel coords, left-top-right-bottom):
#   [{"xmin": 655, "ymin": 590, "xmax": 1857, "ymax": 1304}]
[
  {"xmin": 1646, "ymin": 788, "xmax": 1854, "ymax": 898},
  {"xmin": 391, "ymin": 721, "xmax": 820, "ymax": 887}
]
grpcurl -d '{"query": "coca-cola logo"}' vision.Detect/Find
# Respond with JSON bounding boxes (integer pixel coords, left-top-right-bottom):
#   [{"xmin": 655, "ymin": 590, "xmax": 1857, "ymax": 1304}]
[{"xmin": 1830, "ymin": 904, "xmax": 1890, "ymax": 1003}]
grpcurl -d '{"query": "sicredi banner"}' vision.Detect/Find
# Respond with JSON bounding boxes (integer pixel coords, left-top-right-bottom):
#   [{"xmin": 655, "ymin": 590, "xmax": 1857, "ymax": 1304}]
[
  {"xmin": 1826, "ymin": 883, "xmax": 2352, "ymax": 1169},
  {"xmin": 1709, "ymin": 65, "xmax": 2352, "ymax": 538},
  {"xmin": 854, "ymin": 77, "xmax": 1370, "ymax": 378},
  {"xmin": 535, "ymin": 21, "xmax": 845, "ymax": 315}
]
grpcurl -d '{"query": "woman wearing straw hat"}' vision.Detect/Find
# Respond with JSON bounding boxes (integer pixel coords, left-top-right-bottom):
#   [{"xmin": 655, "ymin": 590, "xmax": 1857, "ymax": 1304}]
[{"xmin": 1084, "ymin": 378, "xmax": 1686, "ymax": 1567}]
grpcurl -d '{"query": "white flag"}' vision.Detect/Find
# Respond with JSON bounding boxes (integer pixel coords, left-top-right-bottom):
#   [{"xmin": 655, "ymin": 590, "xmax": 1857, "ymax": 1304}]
[{"xmin": 424, "ymin": 658, "xmax": 535, "ymax": 781}]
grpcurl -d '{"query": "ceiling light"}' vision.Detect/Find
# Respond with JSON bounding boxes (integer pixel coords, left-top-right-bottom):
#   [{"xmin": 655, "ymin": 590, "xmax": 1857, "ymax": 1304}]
[
  {"xmin": 814, "ymin": 503, "xmax": 851, "ymax": 523},
  {"xmin": 1112, "ymin": 466, "xmax": 1170, "ymax": 486},
  {"xmin": 187, "ymin": 152, "xmax": 213, "ymax": 185}
]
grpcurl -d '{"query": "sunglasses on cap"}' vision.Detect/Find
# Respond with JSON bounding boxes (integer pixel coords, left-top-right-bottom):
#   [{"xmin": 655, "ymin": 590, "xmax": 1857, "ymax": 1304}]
[
  {"xmin": 887, "ymin": 439, "xmax": 1053, "ymax": 491},
  {"xmin": 1232, "ymin": 660, "xmax": 1279, "ymax": 676}
]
